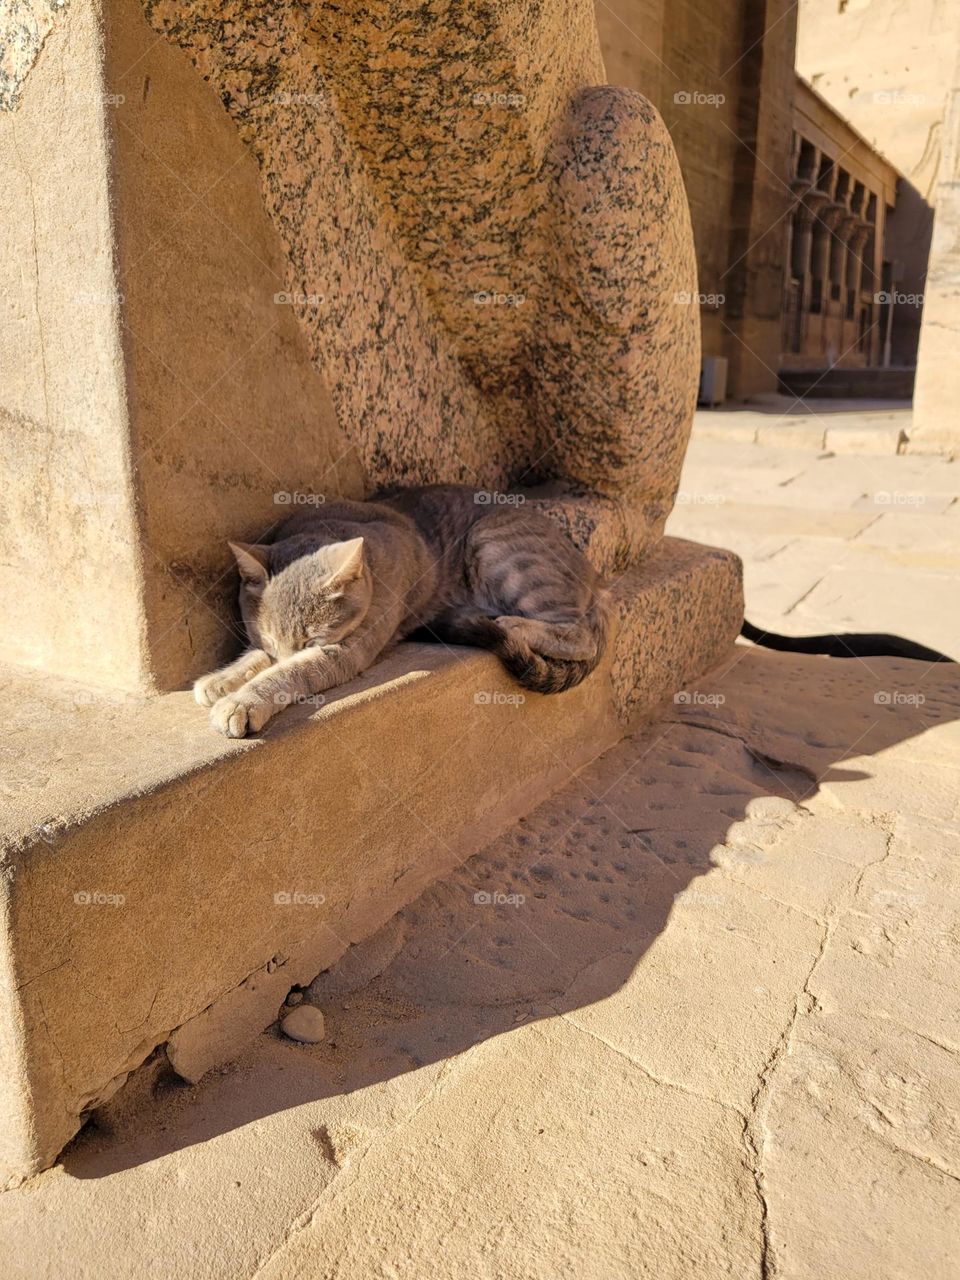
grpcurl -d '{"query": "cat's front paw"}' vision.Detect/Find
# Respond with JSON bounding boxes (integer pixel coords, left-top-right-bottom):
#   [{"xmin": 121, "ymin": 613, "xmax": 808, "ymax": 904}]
[
  {"xmin": 194, "ymin": 672, "xmax": 230, "ymax": 707},
  {"xmin": 210, "ymin": 693, "xmax": 272, "ymax": 738}
]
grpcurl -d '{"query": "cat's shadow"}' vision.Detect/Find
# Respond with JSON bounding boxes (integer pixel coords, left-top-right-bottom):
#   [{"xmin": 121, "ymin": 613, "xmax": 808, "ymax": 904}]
[{"xmin": 61, "ymin": 649, "xmax": 959, "ymax": 1180}]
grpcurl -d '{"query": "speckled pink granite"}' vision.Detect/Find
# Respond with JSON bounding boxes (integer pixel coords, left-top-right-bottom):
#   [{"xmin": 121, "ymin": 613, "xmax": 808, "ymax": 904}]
[{"xmin": 141, "ymin": 0, "xmax": 700, "ymax": 568}]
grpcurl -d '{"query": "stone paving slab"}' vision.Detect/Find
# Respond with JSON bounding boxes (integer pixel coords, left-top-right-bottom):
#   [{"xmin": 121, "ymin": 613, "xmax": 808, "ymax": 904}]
[
  {"xmin": 669, "ymin": 435, "xmax": 959, "ymax": 659},
  {"xmin": 1, "ymin": 647, "xmax": 957, "ymax": 1280}
]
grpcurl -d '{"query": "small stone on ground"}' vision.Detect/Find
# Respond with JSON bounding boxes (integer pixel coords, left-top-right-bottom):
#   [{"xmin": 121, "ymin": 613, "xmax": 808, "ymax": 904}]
[{"xmin": 280, "ymin": 1005, "xmax": 325, "ymax": 1044}]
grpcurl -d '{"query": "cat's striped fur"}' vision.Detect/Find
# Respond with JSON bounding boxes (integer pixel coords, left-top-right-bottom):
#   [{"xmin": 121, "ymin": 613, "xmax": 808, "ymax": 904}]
[{"xmin": 195, "ymin": 484, "xmax": 609, "ymax": 737}]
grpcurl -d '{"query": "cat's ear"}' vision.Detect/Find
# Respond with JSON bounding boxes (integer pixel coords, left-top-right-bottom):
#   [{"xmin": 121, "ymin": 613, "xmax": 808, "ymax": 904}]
[
  {"xmin": 324, "ymin": 537, "xmax": 365, "ymax": 590},
  {"xmin": 228, "ymin": 541, "xmax": 270, "ymax": 589}
]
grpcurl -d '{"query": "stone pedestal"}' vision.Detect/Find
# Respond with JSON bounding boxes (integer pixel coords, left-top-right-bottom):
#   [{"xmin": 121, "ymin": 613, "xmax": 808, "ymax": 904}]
[
  {"xmin": 1, "ymin": 1, "xmax": 362, "ymax": 692},
  {"xmin": 0, "ymin": 0, "xmax": 741, "ymax": 1182}
]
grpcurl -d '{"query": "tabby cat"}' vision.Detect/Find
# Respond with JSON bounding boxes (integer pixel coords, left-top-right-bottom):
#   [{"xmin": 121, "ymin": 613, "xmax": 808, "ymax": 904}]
[{"xmin": 194, "ymin": 485, "xmax": 609, "ymax": 738}]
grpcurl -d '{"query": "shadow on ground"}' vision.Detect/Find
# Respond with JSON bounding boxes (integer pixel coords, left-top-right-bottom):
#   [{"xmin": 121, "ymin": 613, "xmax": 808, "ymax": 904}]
[{"xmin": 61, "ymin": 646, "xmax": 960, "ymax": 1179}]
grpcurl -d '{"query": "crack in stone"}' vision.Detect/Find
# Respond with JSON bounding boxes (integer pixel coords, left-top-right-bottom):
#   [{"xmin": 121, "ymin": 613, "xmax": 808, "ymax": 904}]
[
  {"xmin": 551, "ymin": 1008, "xmax": 746, "ymax": 1121},
  {"xmin": 740, "ymin": 822, "xmax": 897, "ymax": 1278},
  {"xmin": 782, "ymin": 574, "xmax": 828, "ymax": 618},
  {"xmin": 863, "ymin": 1014, "xmax": 959, "ymax": 1058},
  {"xmin": 248, "ymin": 1053, "xmax": 468, "ymax": 1279}
]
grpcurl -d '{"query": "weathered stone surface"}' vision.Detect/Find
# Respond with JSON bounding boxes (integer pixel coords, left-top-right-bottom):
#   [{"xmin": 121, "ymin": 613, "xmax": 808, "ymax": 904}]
[
  {"xmin": 0, "ymin": 0, "xmax": 66, "ymax": 111},
  {"xmin": 0, "ymin": 0, "xmax": 362, "ymax": 690},
  {"xmin": 669, "ymin": 430, "xmax": 960, "ymax": 658},
  {"xmin": 913, "ymin": 41, "xmax": 960, "ymax": 454},
  {"xmin": 0, "ymin": 537, "xmax": 741, "ymax": 1184},
  {"xmin": 2, "ymin": 646, "xmax": 955, "ymax": 1278}
]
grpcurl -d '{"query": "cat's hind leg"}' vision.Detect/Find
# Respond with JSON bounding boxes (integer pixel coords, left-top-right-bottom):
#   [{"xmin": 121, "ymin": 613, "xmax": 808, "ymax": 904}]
[
  {"xmin": 464, "ymin": 510, "xmax": 608, "ymax": 671},
  {"xmin": 494, "ymin": 615, "xmax": 597, "ymax": 661}
]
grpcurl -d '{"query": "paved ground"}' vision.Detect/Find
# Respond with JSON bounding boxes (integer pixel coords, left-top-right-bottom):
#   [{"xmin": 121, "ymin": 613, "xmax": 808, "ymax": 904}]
[
  {"xmin": 673, "ymin": 421, "xmax": 959, "ymax": 657},
  {"xmin": 2, "ymin": 417, "xmax": 958, "ymax": 1278}
]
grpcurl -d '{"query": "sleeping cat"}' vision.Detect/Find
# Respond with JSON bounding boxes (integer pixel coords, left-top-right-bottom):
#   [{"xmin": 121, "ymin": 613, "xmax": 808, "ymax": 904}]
[{"xmin": 194, "ymin": 484, "xmax": 609, "ymax": 738}]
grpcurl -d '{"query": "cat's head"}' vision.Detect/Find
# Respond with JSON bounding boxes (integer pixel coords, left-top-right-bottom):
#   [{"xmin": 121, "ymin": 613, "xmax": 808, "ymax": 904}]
[{"xmin": 228, "ymin": 536, "xmax": 372, "ymax": 660}]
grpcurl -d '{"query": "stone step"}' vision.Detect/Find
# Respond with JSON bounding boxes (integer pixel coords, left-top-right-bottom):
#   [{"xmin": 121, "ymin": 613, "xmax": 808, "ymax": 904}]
[
  {"xmin": 0, "ymin": 537, "xmax": 742, "ymax": 1184},
  {"xmin": 778, "ymin": 366, "xmax": 916, "ymax": 400}
]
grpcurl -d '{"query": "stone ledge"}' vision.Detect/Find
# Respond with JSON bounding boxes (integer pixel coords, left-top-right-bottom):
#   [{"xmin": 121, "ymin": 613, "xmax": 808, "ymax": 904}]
[
  {"xmin": 692, "ymin": 409, "xmax": 912, "ymax": 455},
  {"xmin": 0, "ymin": 537, "xmax": 742, "ymax": 1184}
]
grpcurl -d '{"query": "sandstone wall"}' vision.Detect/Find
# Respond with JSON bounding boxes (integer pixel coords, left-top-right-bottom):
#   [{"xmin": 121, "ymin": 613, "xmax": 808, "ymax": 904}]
[
  {"xmin": 797, "ymin": 0, "xmax": 957, "ymax": 192},
  {"xmin": 913, "ymin": 41, "xmax": 960, "ymax": 451},
  {"xmin": 797, "ymin": 0, "xmax": 959, "ymax": 384},
  {"xmin": 595, "ymin": 0, "xmax": 798, "ymax": 398}
]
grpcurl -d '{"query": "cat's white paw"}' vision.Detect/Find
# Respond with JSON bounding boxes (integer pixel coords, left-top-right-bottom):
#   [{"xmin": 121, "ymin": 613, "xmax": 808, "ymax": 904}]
[
  {"xmin": 210, "ymin": 695, "xmax": 250, "ymax": 738},
  {"xmin": 210, "ymin": 693, "xmax": 275, "ymax": 738},
  {"xmin": 194, "ymin": 673, "xmax": 226, "ymax": 707}
]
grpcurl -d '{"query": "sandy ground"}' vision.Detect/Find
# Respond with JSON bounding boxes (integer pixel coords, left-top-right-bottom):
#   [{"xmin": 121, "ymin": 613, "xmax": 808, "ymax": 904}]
[{"xmin": 1, "ymin": 420, "xmax": 958, "ymax": 1278}]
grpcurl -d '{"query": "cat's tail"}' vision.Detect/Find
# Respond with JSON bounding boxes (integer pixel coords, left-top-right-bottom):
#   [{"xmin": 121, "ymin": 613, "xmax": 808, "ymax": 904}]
[
  {"xmin": 741, "ymin": 619, "xmax": 954, "ymax": 664},
  {"xmin": 414, "ymin": 603, "xmax": 608, "ymax": 694}
]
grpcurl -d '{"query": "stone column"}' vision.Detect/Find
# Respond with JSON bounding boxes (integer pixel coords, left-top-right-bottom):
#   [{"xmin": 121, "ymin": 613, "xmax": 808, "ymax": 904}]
[
  {"xmin": 784, "ymin": 202, "xmax": 814, "ymax": 357},
  {"xmin": 0, "ymin": 1, "xmax": 363, "ymax": 693},
  {"xmin": 820, "ymin": 202, "xmax": 847, "ymax": 362},
  {"xmin": 719, "ymin": 0, "xmax": 800, "ymax": 397},
  {"xmin": 846, "ymin": 221, "xmax": 872, "ymax": 359},
  {"xmin": 790, "ymin": 180, "xmax": 813, "ymax": 280},
  {"xmin": 913, "ymin": 44, "xmax": 960, "ymax": 451},
  {"xmin": 801, "ymin": 188, "xmax": 830, "ymax": 359}
]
